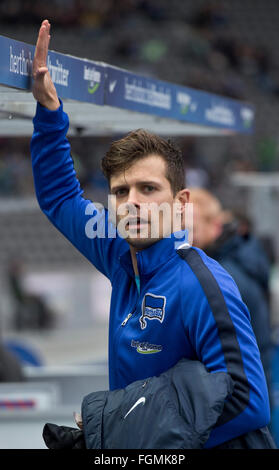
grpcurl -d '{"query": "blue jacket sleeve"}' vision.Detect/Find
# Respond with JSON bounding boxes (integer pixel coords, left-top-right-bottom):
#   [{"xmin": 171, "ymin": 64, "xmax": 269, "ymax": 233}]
[
  {"xmin": 30, "ymin": 100, "xmax": 125, "ymax": 280},
  {"xmin": 181, "ymin": 248, "xmax": 270, "ymax": 448}
]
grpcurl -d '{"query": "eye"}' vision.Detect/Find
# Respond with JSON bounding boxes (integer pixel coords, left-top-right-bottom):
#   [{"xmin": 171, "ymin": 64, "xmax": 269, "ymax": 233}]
[
  {"xmin": 143, "ymin": 185, "xmax": 155, "ymax": 193},
  {"xmin": 114, "ymin": 188, "xmax": 128, "ymax": 197}
]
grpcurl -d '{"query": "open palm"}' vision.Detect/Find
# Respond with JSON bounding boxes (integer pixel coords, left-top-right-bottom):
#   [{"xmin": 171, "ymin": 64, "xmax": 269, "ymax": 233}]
[{"xmin": 32, "ymin": 20, "xmax": 60, "ymax": 110}]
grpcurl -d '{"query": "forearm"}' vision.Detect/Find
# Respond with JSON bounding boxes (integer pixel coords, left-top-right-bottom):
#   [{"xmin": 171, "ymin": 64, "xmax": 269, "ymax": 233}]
[
  {"xmin": 30, "ymin": 21, "xmax": 122, "ymax": 278},
  {"xmin": 201, "ymin": 301, "xmax": 270, "ymax": 447},
  {"xmin": 201, "ymin": 305, "xmax": 270, "ymax": 447},
  {"xmin": 30, "ymin": 99, "xmax": 122, "ymax": 278},
  {"xmin": 31, "ymin": 100, "xmax": 83, "ymax": 217}
]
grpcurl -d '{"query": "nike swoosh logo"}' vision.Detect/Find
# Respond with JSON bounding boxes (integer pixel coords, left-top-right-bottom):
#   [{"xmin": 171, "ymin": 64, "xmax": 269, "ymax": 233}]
[
  {"xmin": 124, "ymin": 396, "xmax": 146, "ymax": 419},
  {"xmin": 109, "ymin": 80, "xmax": 117, "ymax": 93}
]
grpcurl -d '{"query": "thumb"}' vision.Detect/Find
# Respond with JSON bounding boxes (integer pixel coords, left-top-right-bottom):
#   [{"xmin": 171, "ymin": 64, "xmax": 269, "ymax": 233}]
[{"xmin": 33, "ymin": 66, "xmax": 49, "ymax": 79}]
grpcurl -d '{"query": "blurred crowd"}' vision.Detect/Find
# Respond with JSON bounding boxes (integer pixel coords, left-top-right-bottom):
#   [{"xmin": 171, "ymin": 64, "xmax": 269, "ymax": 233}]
[
  {"xmin": 0, "ymin": 132, "xmax": 276, "ymax": 203},
  {"xmin": 0, "ymin": 0, "xmax": 279, "ymax": 98},
  {"xmin": 188, "ymin": 3, "xmax": 279, "ymax": 98},
  {"xmin": 0, "ymin": 1, "xmax": 278, "ymax": 199}
]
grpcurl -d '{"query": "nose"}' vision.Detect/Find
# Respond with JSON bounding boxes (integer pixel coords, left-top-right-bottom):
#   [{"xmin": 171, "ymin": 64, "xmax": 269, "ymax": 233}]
[{"xmin": 126, "ymin": 187, "xmax": 141, "ymax": 208}]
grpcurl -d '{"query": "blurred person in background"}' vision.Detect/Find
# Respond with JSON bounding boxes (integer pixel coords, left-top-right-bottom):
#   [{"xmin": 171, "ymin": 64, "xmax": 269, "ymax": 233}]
[
  {"xmin": 190, "ymin": 187, "xmax": 273, "ymax": 408},
  {"xmin": 0, "ymin": 338, "xmax": 24, "ymax": 382},
  {"xmin": 7, "ymin": 259, "xmax": 55, "ymax": 331}
]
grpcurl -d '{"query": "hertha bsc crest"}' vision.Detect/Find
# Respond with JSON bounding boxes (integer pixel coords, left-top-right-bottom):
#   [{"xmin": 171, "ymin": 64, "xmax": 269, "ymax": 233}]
[{"xmin": 140, "ymin": 293, "xmax": 166, "ymax": 330}]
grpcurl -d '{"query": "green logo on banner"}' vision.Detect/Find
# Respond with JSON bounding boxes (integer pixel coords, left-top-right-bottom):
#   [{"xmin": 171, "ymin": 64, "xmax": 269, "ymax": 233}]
[
  {"xmin": 180, "ymin": 104, "xmax": 189, "ymax": 114},
  {"xmin": 88, "ymin": 82, "xmax": 100, "ymax": 94}
]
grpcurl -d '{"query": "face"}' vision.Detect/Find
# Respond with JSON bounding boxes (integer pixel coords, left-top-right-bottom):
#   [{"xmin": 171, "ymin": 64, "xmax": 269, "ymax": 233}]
[
  {"xmin": 110, "ymin": 154, "xmax": 189, "ymax": 250},
  {"xmin": 192, "ymin": 204, "xmax": 222, "ymax": 250}
]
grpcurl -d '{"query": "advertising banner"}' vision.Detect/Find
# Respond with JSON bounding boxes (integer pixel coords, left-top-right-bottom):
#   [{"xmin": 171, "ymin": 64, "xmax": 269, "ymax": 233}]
[
  {"xmin": 1, "ymin": 35, "xmax": 104, "ymax": 104},
  {"xmin": 0, "ymin": 35, "xmax": 255, "ymax": 134},
  {"xmin": 105, "ymin": 66, "xmax": 255, "ymax": 134}
]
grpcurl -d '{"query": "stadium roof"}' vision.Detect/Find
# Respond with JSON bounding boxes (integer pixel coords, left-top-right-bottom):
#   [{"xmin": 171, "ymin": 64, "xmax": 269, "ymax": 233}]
[{"xmin": 0, "ymin": 34, "xmax": 255, "ymax": 137}]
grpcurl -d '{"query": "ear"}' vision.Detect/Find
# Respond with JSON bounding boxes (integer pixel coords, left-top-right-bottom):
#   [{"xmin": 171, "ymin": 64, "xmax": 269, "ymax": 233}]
[
  {"xmin": 174, "ymin": 188, "xmax": 190, "ymax": 212},
  {"xmin": 214, "ymin": 217, "xmax": 223, "ymax": 240},
  {"xmin": 173, "ymin": 189, "xmax": 190, "ymax": 231}
]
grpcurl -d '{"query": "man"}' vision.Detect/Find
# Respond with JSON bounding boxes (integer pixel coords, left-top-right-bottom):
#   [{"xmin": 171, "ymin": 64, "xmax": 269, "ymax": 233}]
[
  {"xmin": 31, "ymin": 20, "xmax": 270, "ymax": 448},
  {"xmin": 189, "ymin": 187, "xmax": 224, "ymax": 250},
  {"xmin": 190, "ymin": 187, "xmax": 273, "ymax": 407}
]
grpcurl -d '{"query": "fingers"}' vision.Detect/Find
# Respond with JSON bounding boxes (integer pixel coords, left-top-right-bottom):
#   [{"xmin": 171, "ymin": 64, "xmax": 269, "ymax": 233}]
[
  {"xmin": 40, "ymin": 19, "xmax": 51, "ymax": 36},
  {"xmin": 34, "ymin": 20, "xmax": 51, "ymax": 69},
  {"xmin": 36, "ymin": 67, "xmax": 49, "ymax": 76},
  {"xmin": 73, "ymin": 412, "xmax": 83, "ymax": 430},
  {"xmin": 32, "ymin": 67, "xmax": 48, "ymax": 83}
]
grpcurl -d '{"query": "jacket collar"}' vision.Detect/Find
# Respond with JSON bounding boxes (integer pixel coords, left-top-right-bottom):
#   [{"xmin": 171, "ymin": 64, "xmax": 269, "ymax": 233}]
[{"xmin": 119, "ymin": 230, "xmax": 188, "ymax": 279}]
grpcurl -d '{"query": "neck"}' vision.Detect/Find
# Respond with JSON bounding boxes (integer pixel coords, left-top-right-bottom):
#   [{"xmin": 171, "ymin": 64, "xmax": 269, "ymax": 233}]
[{"xmin": 130, "ymin": 246, "xmax": 139, "ymax": 276}]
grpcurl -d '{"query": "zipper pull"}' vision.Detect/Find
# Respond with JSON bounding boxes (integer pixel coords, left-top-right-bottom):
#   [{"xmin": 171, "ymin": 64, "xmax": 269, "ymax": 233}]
[{"xmin": 121, "ymin": 312, "xmax": 133, "ymax": 327}]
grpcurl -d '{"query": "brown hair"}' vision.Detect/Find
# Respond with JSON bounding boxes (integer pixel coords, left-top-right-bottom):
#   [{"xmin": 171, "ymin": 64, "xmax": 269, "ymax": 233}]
[{"xmin": 101, "ymin": 129, "xmax": 185, "ymax": 195}]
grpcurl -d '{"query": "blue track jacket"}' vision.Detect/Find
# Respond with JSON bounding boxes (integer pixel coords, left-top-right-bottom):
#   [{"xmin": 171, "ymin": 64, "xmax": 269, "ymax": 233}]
[{"xmin": 30, "ymin": 101, "xmax": 270, "ymax": 448}]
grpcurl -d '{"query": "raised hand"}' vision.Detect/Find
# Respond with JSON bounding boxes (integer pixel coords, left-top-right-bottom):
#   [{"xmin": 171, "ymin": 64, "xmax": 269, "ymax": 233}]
[{"xmin": 32, "ymin": 20, "xmax": 60, "ymax": 110}]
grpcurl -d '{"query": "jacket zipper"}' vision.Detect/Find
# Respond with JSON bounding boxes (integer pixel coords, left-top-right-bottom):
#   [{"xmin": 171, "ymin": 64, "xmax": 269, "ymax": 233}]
[
  {"xmin": 121, "ymin": 312, "xmax": 133, "ymax": 326},
  {"xmin": 121, "ymin": 253, "xmax": 142, "ymax": 327},
  {"xmin": 121, "ymin": 303, "xmax": 138, "ymax": 326},
  {"xmin": 112, "ymin": 256, "xmax": 143, "ymax": 385}
]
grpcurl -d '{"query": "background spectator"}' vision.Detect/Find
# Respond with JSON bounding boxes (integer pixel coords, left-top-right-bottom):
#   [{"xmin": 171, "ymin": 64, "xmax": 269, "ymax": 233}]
[{"xmin": 189, "ymin": 187, "xmax": 273, "ymax": 409}]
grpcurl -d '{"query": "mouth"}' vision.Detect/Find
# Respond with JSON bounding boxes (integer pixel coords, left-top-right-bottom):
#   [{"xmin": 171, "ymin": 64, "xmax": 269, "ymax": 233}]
[{"xmin": 125, "ymin": 217, "xmax": 149, "ymax": 232}]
